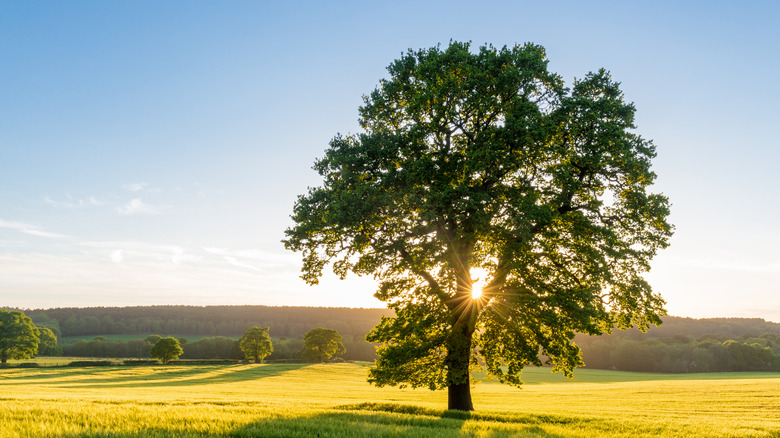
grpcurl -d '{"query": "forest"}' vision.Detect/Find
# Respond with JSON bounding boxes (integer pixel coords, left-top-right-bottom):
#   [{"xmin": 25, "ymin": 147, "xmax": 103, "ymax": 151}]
[{"xmin": 11, "ymin": 305, "xmax": 780, "ymax": 372}]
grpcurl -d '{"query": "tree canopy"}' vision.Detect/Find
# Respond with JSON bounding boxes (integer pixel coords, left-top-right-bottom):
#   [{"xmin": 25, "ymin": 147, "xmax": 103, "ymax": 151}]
[
  {"xmin": 286, "ymin": 40, "xmax": 673, "ymax": 410},
  {"xmin": 301, "ymin": 328, "xmax": 346, "ymax": 363},
  {"xmin": 149, "ymin": 337, "xmax": 183, "ymax": 364},
  {"xmin": 239, "ymin": 326, "xmax": 273, "ymax": 363},
  {"xmin": 36, "ymin": 327, "xmax": 61, "ymax": 356},
  {"xmin": 0, "ymin": 310, "xmax": 40, "ymax": 364}
]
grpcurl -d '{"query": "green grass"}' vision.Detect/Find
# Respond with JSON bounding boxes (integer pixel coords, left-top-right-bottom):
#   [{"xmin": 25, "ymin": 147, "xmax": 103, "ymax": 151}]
[{"xmin": 1, "ymin": 363, "xmax": 778, "ymax": 437}]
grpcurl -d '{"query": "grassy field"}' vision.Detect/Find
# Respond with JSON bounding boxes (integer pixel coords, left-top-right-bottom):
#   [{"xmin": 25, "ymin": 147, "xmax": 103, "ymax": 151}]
[{"xmin": 1, "ymin": 362, "xmax": 778, "ymax": 437}]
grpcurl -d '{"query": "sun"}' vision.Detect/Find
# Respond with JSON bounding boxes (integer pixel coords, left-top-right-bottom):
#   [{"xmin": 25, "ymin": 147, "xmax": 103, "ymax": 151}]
[{"xmin": 470, "ymin": 268, "xmax": 488, "ymax": 299}]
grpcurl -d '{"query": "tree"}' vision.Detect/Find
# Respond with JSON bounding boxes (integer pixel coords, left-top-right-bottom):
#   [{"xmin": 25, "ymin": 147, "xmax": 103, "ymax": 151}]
[
  {"xmin": 284, "ymin": 41, "xmax": 673, "ymax": 410},
  {"xmin": 239, "ymin": 326, "xmax": 273, "ymax": 363},
  {"xmin": 301, "ymin": 328, "xmax": 346, "ymax": 362},
  {"xmin": 145, "ymin": 334, "xmax": 162, "ymax": 345},
  {"xmin": 0, "ymin": 310, "xmax": 40, "ymax": 364},
  {"xmin": 36, "ymin": 327, "xmax": 61, "ymax": 356},
  {"xmin": 149, "ymin": 337, "xmax": 183, "ymax": 364}
]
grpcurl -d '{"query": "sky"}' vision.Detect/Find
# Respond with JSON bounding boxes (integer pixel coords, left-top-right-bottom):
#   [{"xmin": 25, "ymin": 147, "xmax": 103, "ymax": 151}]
[{"xmin": 1, "ymin": 1, "xmax": 779, "ymax": 321}]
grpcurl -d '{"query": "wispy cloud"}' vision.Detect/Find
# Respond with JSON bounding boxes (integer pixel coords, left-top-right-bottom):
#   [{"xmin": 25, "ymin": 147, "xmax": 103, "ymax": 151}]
[
  {"xmin": 82, "ymin": 241, "xmax": 196, "ymax": 265},
  {"xmin": 122, "ymin": 183, "xmax": 148, "ymax": 192},
  {"xmin": 0, "ymin": 219, "xmax": 69, "ymax": 239},
  {"xmin": 116, "ymin": 198, "xmax": 157, "ymax": 215},
  {"xmin": 203, "ymin": 247, "xmax": 298, "ymax": 273},
  {"xmin": 45, "ymin": 194, "xmax": 102, "ymax": 208}
]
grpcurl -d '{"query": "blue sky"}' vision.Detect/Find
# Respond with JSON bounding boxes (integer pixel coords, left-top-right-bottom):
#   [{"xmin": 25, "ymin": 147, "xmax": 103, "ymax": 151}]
[{"xmin": 1, "ymin": 1, "xmax": 779, "ymax": 321}]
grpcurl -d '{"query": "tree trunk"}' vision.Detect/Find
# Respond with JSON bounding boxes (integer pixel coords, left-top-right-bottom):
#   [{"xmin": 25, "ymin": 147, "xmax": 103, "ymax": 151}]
[
  {"xmin": 445, "ymin": 259, "xmax": 478, "ymax": 411},
  {"xmin": 448, "ymin": 381, "xmax": 474, "ymax": 411},
  {"xmin": 445, "ymin": 318, "xmax": 476, "ymax": 411}
]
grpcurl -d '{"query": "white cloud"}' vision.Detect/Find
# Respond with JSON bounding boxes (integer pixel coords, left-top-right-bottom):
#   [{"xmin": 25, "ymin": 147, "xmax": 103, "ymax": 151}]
[
  {"xmin": 110, "ymin": 250, "xmax": 124, "ymax": 263},
  {"xmin": 203, "ymin": 247, "xmax": 299, "ymax": 273},
  {"xmin": 223, "ymin": 256, "xmax": 264, "ymax": 271},
  {"xmin": 116, "ymin": 198, "xmax": 157, "ymax": 215},
  {"xmin": 0, "ymin": 219, "xmax": 69, "ymax": 239},
  {"xmin": 82, "ymin": 241, "xmax": 199, "ymax": 266},
  {"xmin": 45, "ymin": 194, "xmax": 103, "ymax": 208},
  {"xmin": 122, "ymin": 183, "xmax": 148, "ymax": 192},
  {"xmin": 171, "ymin": 247, "xmax": 184, "ymax": 265}
]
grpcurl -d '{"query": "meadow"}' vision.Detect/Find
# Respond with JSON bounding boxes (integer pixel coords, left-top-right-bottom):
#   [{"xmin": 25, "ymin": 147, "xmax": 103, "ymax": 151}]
[{"xmin": 1, "ymin": 361, "xmax": 778, "ymax": 437}]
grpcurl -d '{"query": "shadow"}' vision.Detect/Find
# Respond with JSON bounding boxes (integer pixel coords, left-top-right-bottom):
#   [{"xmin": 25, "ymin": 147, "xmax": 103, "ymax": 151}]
[
  {"xmin": 64, "ymin": 363, "xmax": 311, "ymax": 389},
  {"xmin": 54, "ymin": 403, "xmax": 577, "ymax": 437},
  {"xmin": 338, "ymin": 402, "xmax": 584, "ymax": 425},
  {"xmin": 0, "ymin": 366, "xmax": 117, "ymax": 382}
]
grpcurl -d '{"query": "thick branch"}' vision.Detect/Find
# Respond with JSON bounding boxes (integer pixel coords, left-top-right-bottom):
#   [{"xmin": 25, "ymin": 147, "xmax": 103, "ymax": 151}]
[{"xmin": 398, "ymin": 246, "xmax": 454, "ymax": 310}]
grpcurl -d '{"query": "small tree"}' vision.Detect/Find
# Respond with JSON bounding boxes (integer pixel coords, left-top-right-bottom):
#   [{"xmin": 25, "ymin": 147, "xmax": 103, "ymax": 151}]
[
  {"xmin": 239, "ymin": 326, "xmax": 273, "ymax": 363},
  {"xmin": 145, "ymin": 334, "xmax": 162, "ymax": 345},
  {"xmin": 0, "ymin": 310, "xmax": 40, "ymax": 364},
  {"xmin": 150, "ymin": 337, "xmax": 183, "ymax": 364},
  {"xmin": 37, "ymin": 327, "xmax": 61, "ymax": 356},
  {"xmin": 302, "ymin": 328, "xmax": 346, "ymax": 363}
]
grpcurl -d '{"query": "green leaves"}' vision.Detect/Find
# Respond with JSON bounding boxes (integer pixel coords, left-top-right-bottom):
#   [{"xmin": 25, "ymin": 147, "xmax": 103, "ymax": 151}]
[
  {"xmin": 302, "ymin": 328, "xmax": 346, "ymax": 363},
  {"xmin": 240, "ymin": 326, "xmax": 273, "ymax": 363},
  {"xmin": 284, "ymin": 41, "xmax": 672, "ymax": 400},
  {"xmin": 0, "ymin": 310, "xmax": 40, "ymax": 364},
  {"xmin": 149, "ymin": 337, "xmax": 183, "ymax": 364}
]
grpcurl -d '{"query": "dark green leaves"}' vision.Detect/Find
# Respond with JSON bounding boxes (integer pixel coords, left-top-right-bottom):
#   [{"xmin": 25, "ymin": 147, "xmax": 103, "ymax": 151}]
[{"xmin": 284, "ymin": 41, "xmax": 672, "ymax": 394}]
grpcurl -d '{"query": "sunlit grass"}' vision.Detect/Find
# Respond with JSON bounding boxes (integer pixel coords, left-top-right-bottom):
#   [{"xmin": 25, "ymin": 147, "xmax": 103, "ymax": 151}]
[{"xmin": 1, "ymin": 363, "xmax": 778, "ymax": 437}]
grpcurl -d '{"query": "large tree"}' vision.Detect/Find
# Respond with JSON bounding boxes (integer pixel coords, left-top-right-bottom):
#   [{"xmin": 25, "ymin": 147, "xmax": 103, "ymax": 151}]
[
  {"xmin": 0, "ymin": 310, "xmax": 40, "ymax": 364},
  {"xmin": 239, "ymin": 326, "xmax": 273, "ymax": 363},
  {"xmin": 284, "ymin": 41, "xmax": 672, "ymax": 411}
]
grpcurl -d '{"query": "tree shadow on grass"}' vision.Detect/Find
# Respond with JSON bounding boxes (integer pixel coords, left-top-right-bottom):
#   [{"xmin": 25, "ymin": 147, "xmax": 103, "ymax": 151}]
[
  {"xmin": 229, "ymin": 404, "xmax": 577, "ymax": 438},
  {"xmin": 60, "ymin": 363, "xmax": 313, "ymax": 389},
  {"xmin": 55, "ymin": 403, "xmax": 578, "ymax": 437},
  {"xmin": 0, "ymin": 366, "xmax": 118, "ymax": 382}
]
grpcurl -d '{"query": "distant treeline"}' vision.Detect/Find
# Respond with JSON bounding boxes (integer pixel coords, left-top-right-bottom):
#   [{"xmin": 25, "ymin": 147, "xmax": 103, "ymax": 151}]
[
  {"xmin": 576, "ymin": 316, "xmax": 780, "ymax": 373},
  {"xmin": 23, "ymin": 305, "xmax": 391, "ymax": 339},
  {"xmin": 578, "ymin": 333, "xmax": 780, "ymax": 373},
  {"xmin": 11, "ymin": 306, "xmax": 780, "ymax": 372}
]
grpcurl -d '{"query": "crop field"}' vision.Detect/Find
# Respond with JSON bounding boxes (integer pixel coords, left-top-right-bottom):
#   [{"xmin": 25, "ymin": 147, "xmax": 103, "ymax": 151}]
[{"xmin": 1, "ymin": 362, "xmax": 778, "ymax": 437}]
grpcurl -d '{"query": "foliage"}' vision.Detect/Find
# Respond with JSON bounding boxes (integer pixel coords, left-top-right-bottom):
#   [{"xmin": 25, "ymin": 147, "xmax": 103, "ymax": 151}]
[
  {"xmin": 149, "ymin": 337, "xmax": 183, "ymax": 364},
  {"xmin": 36, "ymin": 326, "xmax": 61, "ymax": 356},
  {"xmin": 302, "ymin": 328, "xmax": 346, "ymax": 362},
  {"xmin": 239, "ymin": 326, "xmax": 273, "ymax": 363},
  {"xmin": 579, "ymin": 334, "xmax": 780, "ymax": 373},
  {"xmin": 284, "ymin": 41, "xmax": 672, "ymax": 409},
  {"xmin": 0, "ymin": 309, "xmax": 40, "ymax": 364}
]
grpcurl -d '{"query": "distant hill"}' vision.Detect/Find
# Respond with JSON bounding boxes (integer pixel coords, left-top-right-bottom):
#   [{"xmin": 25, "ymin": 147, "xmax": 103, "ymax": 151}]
[
  {"xmin": 20, "ymin": 305, "xmax": 392, "ymax": 339},
  {"xmin": 12, "ymin": 306, "xmax": 780, "ymax": 341},
  {"xmin": 616, "ymin": 316, "xmax": 780, "ymax": 340}
]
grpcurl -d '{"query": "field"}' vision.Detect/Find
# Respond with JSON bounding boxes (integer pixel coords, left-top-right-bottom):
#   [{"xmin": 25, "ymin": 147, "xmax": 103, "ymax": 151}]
[{"xmin": 1, "ymin": 362, "xmax": 778, "ymax": 437}]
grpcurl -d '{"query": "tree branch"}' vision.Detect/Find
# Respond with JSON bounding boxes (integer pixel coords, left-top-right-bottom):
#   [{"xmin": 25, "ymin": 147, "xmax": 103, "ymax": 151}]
[{"xmin": 398, "ymin": 246, "xmax": 454, "ymax": 309}]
